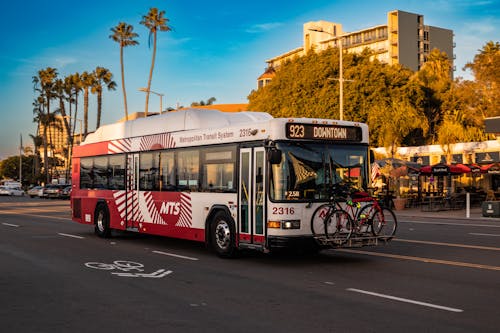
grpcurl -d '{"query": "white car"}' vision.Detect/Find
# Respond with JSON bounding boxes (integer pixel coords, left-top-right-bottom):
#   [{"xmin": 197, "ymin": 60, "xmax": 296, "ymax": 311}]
[
  {"xmin": 0, "ymin": 186, "xmax": 25, "ymax": 196},
  {"xmin": 27, "ymin": 186, "xmax": 44, "ymax": 198}
]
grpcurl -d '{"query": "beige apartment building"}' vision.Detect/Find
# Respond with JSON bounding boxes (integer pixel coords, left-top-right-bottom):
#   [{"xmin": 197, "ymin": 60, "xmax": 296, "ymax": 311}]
[
  {"xmin": 258, "ymin": 10, "xmax": 454, "ymax": 87},
  {"xmin": 38, "ymin": 116, "xmax": 82, "ymax": 182}
]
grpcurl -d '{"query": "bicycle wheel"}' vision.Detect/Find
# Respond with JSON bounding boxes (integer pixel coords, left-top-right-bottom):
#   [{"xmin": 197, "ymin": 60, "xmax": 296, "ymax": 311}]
[
  {"xmin": 325, "ymin": 208, "xmax": 353, "ymax": 244},
  {"xmin": 356, "ymin": 203, "xmax": 377, "ymax": 235},
  {"xmin": 311, "ymin": 204, "xmax": 334, "ymax": 237},
  {"xmin": 371, "ymin": 207, "xmax": 397, "ymax": 239}
]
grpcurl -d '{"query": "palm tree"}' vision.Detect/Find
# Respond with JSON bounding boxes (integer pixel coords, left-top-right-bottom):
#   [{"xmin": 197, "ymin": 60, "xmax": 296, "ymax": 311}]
[
  {"xmin": 68, "ymin": 73, "xmax": 83, "ymax": 144},
  {"xmin": 80, "ymin": 71, "xmax": 95, "ymax": 139},
  {"xmin": 92, "ymin": 67, "xmax": 117, "ymax": 129},
  {"xmin": 110, "ymin": 22, "xmax": 139, "ymax": 121},
  {"xmin": 140, "ymin": 8, "xmax": 172, "ymax": 116},
  {"xmin": 33, "ymin": 67, "xmax": 58, "ymax": 184}
]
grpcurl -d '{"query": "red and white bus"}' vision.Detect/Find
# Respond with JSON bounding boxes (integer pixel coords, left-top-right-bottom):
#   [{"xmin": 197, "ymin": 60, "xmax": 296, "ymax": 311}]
[{"xmin": 71, "ymin": 108, "xmax": 374, "ymax": 256}]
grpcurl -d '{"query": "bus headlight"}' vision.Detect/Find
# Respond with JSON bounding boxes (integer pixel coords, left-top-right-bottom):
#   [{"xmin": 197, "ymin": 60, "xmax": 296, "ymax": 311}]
[
  {"xmin": 267, "ymin": 220, "xmax": 301, "ymax": 229},
  {"xmin": 282, "ymin": 220, "xmax": 301, "ymax": 229}
]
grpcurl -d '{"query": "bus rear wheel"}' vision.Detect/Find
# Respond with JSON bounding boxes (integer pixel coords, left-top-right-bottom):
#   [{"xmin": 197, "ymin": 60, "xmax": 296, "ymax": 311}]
[
  {"xmin": 94, "ymin": 204, "xmax": 111, "ymax": 238},
  {"xmin": 211, "ymin": 211, "xmax": 237, "ymax": 258}
]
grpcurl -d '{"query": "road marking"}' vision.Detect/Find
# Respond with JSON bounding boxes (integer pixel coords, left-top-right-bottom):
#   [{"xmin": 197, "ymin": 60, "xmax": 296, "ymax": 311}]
[
  {"xmin": 153, "ymin": 250, "xmax": 199, "ymax": 261},
  {"xmin": 2, "ymin": 222, "xmax": 20, "ymax": 227},
  {"xmin": 0, "ymin": 211, "xmax": 71, "ymax": 221},
  {"xmin": 469, "ymin": 233, "xmax": 500, "ymax": 237},
  {"xmin": 335, "ymin": 249, "xmax": 500, "ymax": 271},
  {"xmin": 112, "ymin": 269, "xmax": 173, "ymax": 278},
  {"xmin": 58, "ymin": 233, "xmax": 84, "ymax": 239},
  {"xmin": 399, "ymin": 220, "xmax": 500, "ymax": 228},
  {"xmin": 394, "ymin": 238, "xmax": 500, "ymax": 251},
  {"xmin": 347, "ymin": 288, "xmax": 463, "ymax": 313}
]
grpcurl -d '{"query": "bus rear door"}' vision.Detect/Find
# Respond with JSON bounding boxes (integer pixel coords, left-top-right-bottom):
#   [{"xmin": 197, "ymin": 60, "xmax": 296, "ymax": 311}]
[{"xmin": 126, "ymin": 153, "xmax": 140, "ymax": 230}]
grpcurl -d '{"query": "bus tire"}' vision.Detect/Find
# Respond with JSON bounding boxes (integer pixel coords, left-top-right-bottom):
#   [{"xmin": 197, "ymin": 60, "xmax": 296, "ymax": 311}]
[
  {"xmin": 210, "ymin": 210, "xmax": 237, "ymax": 258},
  {"xmin": 94, "ymin": 203, "xmax": 111, "ymax": 238}
]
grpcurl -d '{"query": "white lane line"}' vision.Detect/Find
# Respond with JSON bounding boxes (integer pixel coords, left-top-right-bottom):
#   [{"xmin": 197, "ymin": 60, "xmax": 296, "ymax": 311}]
[
  {"xmin": 0, "ymin": 211, "xmax": 71, "ymax": 221},
  {"xmin": 152, "ymin": 250, "xmax": 199, "ymax": 261},
  {"xmin": 399, "ymin": 220, "xmax": 500, "ymax": 228},
  {"xmin": 394, "ymin": 238, "xmax": 500, "ymax": 251},
  {"xmin": 469, "ymin": 233, "xmax": 500, "ymax": 237},
  {"xmin": 58, "ymin": 233, "xmax": 84, "ymax": 239},
  {"xmin": 2, "ymin": 223, "xmax": 20, "ymax": 227},
  {"xmin": 347, "ymin": 288, "xmax": 463, "ymax": 313}
]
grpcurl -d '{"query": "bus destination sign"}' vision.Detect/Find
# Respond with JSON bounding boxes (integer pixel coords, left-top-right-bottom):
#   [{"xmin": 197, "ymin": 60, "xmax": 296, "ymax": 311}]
[{"xmin": 285, "ymin": 123, "xmax": 362, "ymax": 142}]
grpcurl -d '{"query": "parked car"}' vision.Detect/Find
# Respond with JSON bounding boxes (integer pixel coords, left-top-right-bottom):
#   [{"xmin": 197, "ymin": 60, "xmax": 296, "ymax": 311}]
[
  {"xmin": 43, "ymin": 184, "xmax": 67, "ymax": 199},
  {"xmin": 61, "ymin": 186, "xmax": 72, "ymax": 199},
  {"xmin": 27, "ymin": 185, "xmax": 44, "ymax": 198},
  {"xmin": 0, "ymin": 186, "xmax": 25, "ymax": 196}
]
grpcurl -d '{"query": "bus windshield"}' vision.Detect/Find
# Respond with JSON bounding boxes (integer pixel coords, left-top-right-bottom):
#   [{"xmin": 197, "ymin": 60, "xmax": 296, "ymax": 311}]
[{"xmin": 269, "ymin": 142, "xmax": 368, "ymax": 201}]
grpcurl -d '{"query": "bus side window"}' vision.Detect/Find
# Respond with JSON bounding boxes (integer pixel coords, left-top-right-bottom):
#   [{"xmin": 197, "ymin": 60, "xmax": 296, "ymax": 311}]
[{"xmin": 177, "ymin": 149, "xmax": 199, "ymax": 192}]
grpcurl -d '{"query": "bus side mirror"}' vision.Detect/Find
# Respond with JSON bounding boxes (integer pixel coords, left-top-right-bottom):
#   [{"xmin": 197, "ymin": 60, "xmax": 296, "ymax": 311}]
[
  {"xmin": 268, "ymin": 149, "xmax": 282, "ymax": 165},
  {"xmin": 369, "ymin": 149, "xmax": 375, "ymax": 164}
]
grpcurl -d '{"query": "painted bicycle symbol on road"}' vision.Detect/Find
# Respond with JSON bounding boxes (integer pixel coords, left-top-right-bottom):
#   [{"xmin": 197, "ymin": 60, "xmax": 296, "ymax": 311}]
[{"xmin": 85, "ymin": 260, "xmax": 172, "ymax": 278}]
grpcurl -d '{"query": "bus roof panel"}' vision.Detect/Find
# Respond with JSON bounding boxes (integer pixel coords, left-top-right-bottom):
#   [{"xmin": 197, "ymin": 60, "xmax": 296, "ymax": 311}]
[{"xmin": 82, "ymin": 109, "xmax": 273, "ymax": 145}]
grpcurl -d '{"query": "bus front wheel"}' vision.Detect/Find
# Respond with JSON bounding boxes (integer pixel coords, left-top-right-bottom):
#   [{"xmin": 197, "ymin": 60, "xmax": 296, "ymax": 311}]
[
  {"xmin": 94, "ymin": 204, "xmax": 111, "ymax": 238},
  {"xmin": 210, "ymin": 211, "xmax": 236, "ymax": 258}
]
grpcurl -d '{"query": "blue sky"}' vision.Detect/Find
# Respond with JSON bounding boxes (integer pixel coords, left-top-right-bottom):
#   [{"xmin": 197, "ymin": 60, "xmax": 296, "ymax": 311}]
[{"xmin": 0, "ymin": 0, "xmax": 498, "ymax": 159}]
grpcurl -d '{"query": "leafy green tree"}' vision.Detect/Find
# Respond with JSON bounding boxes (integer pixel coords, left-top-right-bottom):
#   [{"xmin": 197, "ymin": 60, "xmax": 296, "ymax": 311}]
[
  {"xmin": 140, "ymin": 8, "xmax": 172, "ymax": 116},
  {"xmin": 191, "ymin": 97, "xmax": 217, "ymax": 106},
  {"xmin": 110, "ymin": 22, "xmax": 139, "ymax": 121},
  {"xmin": 368, "ymin": 95, "xmax": 428, "ymax": 156},
  {"xmin": 412, "ymin": 49, "xmax": 453, "ymax": 142},
  {"xmin": 0, "ymin": 155, "xmax": 36, "ymax": 186},
  {"xmin": 464, "ymin": 41, "xmax": 500, "ymax": 118}
]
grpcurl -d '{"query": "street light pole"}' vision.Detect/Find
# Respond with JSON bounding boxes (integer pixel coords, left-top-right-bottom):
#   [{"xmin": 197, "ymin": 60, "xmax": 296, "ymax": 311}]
[
  {"xmin": 139, "ymin": 88, "xmax": 164, "ymax": 114},
  {"xmin": 339, "ymin": 38, "xmax": 343, "ymax": 121},
  {"xmin": 308, "ymin": 28, "xmax": 347, "ymax": 120}
]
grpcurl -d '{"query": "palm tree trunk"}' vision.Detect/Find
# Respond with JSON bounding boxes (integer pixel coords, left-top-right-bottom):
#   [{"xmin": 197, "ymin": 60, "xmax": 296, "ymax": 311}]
[
  {"xmin": 84, "ymin": 88, "xmax": 89, "ymax": 139},
  {"xmin": 96, "ymin": 91, "xmax": 102, "ymax": 129},
  {"xmin": 42, "ymin": 126, "xmax": 49, "ymax": 184},
  {"xmin": 145, "ymin": 30, "xmax": 158, "ymax": 117},
  {"xmin": 120, "ymin": 46, "xmax": 129, "ymax": 121},
  {"xmin": 73, "ymin": 92, "xmax": 79, "ymax": 144}
]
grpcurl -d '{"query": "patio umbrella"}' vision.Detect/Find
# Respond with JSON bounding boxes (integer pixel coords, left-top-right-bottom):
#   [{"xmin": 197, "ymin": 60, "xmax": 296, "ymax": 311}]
[
  {"xmin": 375, "ymin": 158, "xmax": 420, "ymax": 177},
  {"xmin": 419, "ymin": 163, "xmax": 471, "ymax": 175},
  {"xmin": 481, "ymin": 162, "xmax": 500, "ymax": 174}
]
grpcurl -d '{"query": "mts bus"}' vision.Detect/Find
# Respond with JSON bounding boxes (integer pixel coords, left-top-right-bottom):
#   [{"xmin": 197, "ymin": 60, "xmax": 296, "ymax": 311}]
[{"xmin": 71, "ymin": 108, "xmax": 377, "ymax": 257}]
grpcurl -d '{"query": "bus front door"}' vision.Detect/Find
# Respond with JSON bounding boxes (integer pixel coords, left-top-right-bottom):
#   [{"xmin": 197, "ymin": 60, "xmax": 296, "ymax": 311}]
[
  {"xmin": 125, "ymin": 153, "xmax": 140, "ymax": 230},
  {"xmin": 239, "ymin": 147, "xmax": 266, "ymax": 247}
]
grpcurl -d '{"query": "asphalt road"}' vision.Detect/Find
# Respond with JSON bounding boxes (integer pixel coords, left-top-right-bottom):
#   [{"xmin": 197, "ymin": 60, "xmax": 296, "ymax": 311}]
[{"xmin": 1, "ymin": 196, "xmax": 499, "ymax": 332}]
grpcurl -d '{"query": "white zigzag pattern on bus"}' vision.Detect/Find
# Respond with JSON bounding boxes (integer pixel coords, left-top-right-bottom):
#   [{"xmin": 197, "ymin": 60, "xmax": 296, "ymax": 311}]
[
  {"xmin": 143, "ymin": 192, "xmax": 166, "ymax": 225},
  {"xmin": 140, "ymin": 133, "xmax": 176, "ymax": 151},
  {"xmin": 108, "ymin": 138, "xmax": 132, "ymax": 154},
  {"xmin": 113, "ymin": 191, "xmax": 166, "ymax": 226},
  {"xmin": 176, "ymin": 193, "xmax": 192, "ymax": 228},
  {"xmin": 113, "ymin": 190, "xmax": 127, "ymax": 223},
  {"xmin": 130, "ymin": 191, "xmax": 143, "ymax": 222}
]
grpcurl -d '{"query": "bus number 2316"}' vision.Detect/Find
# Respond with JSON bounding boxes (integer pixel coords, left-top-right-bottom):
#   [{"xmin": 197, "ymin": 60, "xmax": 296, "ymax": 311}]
[{"xmin": 272, "ymin": 207, "xmax": 295, "ymax": 215}]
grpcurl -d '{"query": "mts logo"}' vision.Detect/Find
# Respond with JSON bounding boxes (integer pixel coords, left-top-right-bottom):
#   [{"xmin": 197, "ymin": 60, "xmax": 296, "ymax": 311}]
[{"xmin": 160, "ymin": 201, "xmax": 181, "ymax": 215}]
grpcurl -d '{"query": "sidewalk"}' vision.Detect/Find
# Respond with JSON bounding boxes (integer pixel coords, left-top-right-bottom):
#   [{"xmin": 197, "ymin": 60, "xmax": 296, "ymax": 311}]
[{"xmin": 394, "ymin": 206, "xmax": 500, "ymax": 223}]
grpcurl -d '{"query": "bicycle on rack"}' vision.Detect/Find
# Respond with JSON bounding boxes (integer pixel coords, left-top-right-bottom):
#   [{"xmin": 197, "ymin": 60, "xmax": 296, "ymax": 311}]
[
  {"xmin": 310, "ymin": 183, "xmax": 353, "ymax": 245},
  {"xmin": 350, "ymin": 191, "xmax": 397, "ymax": 240},
  {"xmin": 310, "ymin": 183, "xmax": 397, "ymax": 246}
]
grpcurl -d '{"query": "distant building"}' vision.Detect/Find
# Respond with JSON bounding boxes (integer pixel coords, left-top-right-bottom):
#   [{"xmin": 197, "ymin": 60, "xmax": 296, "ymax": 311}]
[
  {"xmin": 258, "ymin": 9, "xmax": 454, "ymax": 87},
  {"xmin": 38, "ymin": 116, "xmax": 83, "ymax": 182}
]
